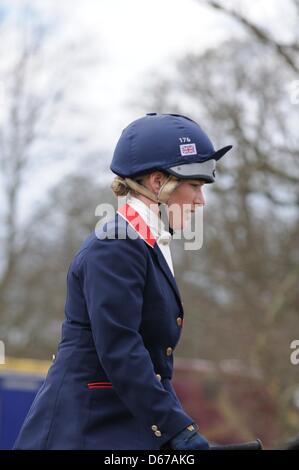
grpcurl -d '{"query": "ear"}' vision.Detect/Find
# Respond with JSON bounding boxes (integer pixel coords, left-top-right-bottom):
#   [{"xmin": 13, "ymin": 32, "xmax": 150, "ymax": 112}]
[{"xmin": 148, "ymin": 171, "xmax": 167, "ymax": 193}]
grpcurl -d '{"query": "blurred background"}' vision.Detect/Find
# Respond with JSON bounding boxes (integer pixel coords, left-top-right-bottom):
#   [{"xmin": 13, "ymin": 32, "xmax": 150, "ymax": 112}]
[{"xmin": 0, "ymin": 0, "xmax": 298, "ymax": 450}]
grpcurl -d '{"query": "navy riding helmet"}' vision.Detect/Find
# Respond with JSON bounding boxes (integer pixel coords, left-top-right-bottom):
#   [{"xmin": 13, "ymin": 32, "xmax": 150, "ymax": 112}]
[{"xmin": 110, "ymin": 113, "xmax": 233, "ymax": 183}]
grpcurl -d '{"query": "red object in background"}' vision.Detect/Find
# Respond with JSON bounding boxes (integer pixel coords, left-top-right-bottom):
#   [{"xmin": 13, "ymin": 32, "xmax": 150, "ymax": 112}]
[{"xmin": 173, "ymin": 358, "xmax": 281, "ymax": 448}]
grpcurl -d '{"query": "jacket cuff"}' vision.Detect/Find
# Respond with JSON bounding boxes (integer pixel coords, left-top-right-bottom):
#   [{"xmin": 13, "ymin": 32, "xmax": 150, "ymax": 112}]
[{"xmin": 147, "ymin": 408, "xmax": 194, "ymax": 447}]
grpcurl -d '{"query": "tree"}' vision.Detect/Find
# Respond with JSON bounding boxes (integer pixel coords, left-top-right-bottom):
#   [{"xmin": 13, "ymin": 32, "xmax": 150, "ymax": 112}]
[
  {"xmin": 0, "ymin": 5, "xmax": 99, "ymax": 332},
  {"xmin": 201, "ymin": 0, "xmax": 299, "ymax": 73}
]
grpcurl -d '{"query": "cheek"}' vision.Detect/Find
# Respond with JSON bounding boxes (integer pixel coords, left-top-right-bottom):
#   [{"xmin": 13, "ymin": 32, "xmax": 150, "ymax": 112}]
[
  {"xmin": 170, "ymin": 185, "xmax": 192, "ymax": 204},
  {"xmin": 174, "ymin": 184, "xmax": 193, "ymax": 202},
  {"xmin": 179, "ymin": 185, "xmax": 194, "ymax": 203}
]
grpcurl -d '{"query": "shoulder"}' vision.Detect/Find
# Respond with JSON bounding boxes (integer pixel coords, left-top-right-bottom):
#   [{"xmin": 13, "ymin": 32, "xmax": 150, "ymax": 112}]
[{"xmin": 72, "ymin": 214, "xmax": 149, "ymax": 274}]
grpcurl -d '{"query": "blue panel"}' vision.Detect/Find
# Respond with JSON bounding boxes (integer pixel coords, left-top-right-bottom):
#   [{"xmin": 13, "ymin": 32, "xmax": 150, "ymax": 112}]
[{"xmin": 0, "ymin": 373, "xmax": 44, "ymax": 450}]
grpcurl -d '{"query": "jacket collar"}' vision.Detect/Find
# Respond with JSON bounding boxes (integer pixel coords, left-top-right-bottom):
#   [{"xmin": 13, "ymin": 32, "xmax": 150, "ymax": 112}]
[
  {"xmin": 126, "ymin": 196, "xmax": 172, "ymax": 246},
  {"xmin": 117, "ymin": 202, "xmax": 156, "ymax": 247}
]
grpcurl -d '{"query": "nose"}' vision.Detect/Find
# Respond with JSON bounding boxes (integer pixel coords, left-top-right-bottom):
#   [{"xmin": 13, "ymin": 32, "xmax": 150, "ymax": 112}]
[{"xmin": 194, "ymin": 186, "xmax": 206, "ymax": 206}]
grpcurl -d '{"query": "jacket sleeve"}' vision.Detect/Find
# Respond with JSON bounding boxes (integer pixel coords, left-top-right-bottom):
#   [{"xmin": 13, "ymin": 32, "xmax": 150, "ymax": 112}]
[{"xmin": 78, "ymin": 233, "xmax": 193, "ymax": 446}]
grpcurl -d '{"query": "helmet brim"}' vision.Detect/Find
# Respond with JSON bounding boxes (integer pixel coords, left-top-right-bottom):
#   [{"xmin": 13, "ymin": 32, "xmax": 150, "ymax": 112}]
[{"xmin": 165, "ymin": 145, "xmax": 232, "ymax": 183}]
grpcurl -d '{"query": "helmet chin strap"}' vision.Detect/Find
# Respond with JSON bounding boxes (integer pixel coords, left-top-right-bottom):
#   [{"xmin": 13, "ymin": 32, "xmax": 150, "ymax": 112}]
[{"xmin": 124, "ymin": 175, "xmax": 180, "ymax": 204}]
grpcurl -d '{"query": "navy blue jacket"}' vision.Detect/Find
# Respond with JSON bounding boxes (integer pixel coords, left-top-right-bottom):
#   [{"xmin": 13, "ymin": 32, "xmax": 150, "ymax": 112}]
[{"xmin": 14, "ymin": 203, "xmax": 193, "ymax": 450}]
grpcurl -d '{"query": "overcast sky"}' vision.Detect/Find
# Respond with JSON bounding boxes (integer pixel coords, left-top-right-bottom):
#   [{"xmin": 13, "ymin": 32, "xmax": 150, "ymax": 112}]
[
  {"xmin": 4, "ymin": 0, "xmax": 292, "ymax": 147},
  {"xmin": 0, "ymin": 0, "xmax": 295, "ymax": 214},
  {"xmin": 47, "ymin": 0, "xmax": 295, "ymax": 146},
  {"xmin": 49, "ymin": 0, "xmax": 241, "ymax": 146}
]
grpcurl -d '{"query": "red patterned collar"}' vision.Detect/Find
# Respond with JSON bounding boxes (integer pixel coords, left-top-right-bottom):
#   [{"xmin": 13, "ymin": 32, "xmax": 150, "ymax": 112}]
[{"xmin": 117, "ymin": 203, "xmax": 156, "ymax": 247}]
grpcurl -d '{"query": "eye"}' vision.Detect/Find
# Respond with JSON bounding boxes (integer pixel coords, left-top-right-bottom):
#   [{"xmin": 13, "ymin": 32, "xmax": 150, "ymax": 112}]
[{"xmin": 190, "ymin": 181, "xmax": 205, "ymax": 188}]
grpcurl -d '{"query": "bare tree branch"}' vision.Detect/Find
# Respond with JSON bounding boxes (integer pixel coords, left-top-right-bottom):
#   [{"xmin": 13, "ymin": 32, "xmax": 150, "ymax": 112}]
[{"xmin": 202, "ymin": 0, "xmax": 299, "ymax": 72}]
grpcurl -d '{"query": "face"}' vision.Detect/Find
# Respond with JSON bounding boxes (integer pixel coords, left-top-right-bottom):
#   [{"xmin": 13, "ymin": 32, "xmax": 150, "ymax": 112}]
[{"xmin": 167, "ymin": 179, "xmax": 206, "ymax": 230}]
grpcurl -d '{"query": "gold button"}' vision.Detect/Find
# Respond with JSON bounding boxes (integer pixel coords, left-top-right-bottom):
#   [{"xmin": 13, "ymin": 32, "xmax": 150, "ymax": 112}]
[
  {"xmin": 156, "ymin": 374, "xmax": 162, "ymax": 381},
  {"xmin": 151, "ymin": 425, "xmax": 158, "ymax": 431},
  {"xmin": 154, "ymin": 430, "xmax": 162, "ymax": 437},
  {"xmin": 176, "ymin": 317, "xmax": 182, "ymax": 327},
  {"xmin": 52, "ymin": 354, "xmax": 56, "ymax": 362},
  {"xmin": 166, "ymin": 347, "xmax": 173, "ymax": 356}
]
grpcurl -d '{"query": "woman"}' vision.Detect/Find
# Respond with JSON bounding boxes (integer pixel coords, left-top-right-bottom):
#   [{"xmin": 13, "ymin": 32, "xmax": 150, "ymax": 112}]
[{"xmin": 14, "ymin": 113, "xmax": 232, "ymax": 450}]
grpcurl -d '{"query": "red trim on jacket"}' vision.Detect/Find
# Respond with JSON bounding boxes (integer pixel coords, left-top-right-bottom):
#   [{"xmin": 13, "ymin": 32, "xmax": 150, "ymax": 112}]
[
  {"xmin": 117, "ymin": 203, "xmax": 156, "ymax": 247},
  {"xmin": 87, "ymin": 382, "xmax": 113, "ymax": 389}
]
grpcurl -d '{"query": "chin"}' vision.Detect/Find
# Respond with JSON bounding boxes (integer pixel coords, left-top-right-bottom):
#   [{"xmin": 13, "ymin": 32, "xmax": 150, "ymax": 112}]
[
  {"xmin": 171, "ymin": 216, "xmax": 190, "ymax": 231},
  {"xmin": 168, "ymin": 209, "xmax": 193, "ymax": 231}
]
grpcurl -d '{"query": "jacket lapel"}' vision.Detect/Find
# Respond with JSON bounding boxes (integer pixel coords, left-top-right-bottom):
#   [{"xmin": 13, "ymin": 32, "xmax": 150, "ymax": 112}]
[
  {"xmin": 152, "ymin": 243, "xmax": 183, "ymax": 309},
  {"xmin": 117, "ymin": 202, "xmax": 184, "ymax": 311}
]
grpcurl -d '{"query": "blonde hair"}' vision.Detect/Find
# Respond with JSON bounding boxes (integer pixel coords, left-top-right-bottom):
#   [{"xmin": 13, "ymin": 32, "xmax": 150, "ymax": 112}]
[{"xmin": 111, "ymin": 175, "xmax": 146, "ymax": 197}]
